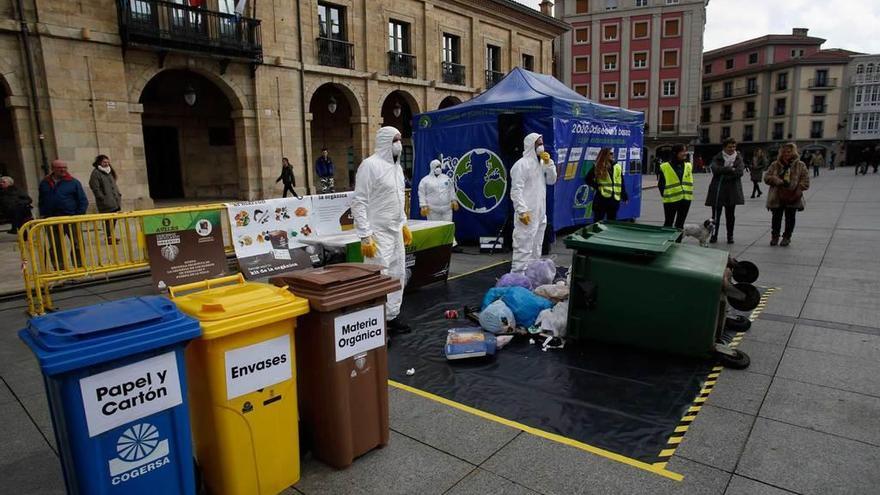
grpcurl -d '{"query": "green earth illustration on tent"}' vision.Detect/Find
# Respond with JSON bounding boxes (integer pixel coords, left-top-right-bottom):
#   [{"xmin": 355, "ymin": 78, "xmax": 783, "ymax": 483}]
[{"xmin": 452, "ymin": 148, "xmax": 507, "ymax": 213}]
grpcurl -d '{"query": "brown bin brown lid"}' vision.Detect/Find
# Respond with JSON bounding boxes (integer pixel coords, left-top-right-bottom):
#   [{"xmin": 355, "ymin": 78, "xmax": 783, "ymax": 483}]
[
  {"xmin": 270, "ymin": 263, "xmax": 401, "ymax": 312},
  {"xmin": 270, "ymin": 263, "xmax": 382, "ymax": 291}
]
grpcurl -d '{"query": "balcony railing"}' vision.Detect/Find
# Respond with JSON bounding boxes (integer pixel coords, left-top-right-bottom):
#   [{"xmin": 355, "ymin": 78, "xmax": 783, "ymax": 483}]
[
  {"xmin": 776, "ymin": 84, "xmax": 788, "ymax": 91},
  {"xmin": 812, "ymin": 104, "xmax": 827, "ymax": 113},
  {"xmin": 721, "ymin": 112, "xmax": 733, "ymax": 121},
  {"xmin": 810, "ymin": 130, "xmax": 824, "ymax": 139},
  {"xmin": 388, "ymin": 51, "xmax": 416, "ymax": 78},
  {"xmin": 743, "ymin": 110, "xmax": 756, "ymax": 119},
  {"xmin": 117, "ymin": 0, "xmax": 262, "ymax": 62},
  {"xmin": 485, "ymin": 70, "xmax": 504, "ymax": 89},
  {"xmin": 772, "ymin": 132, "xmax": 784, "ymax": 140},
  {"xmin": 659, "ymin": 123, "xmax": 678, "ymax": 133},
  {"xmin": 774, "ymin": 107, "xmax": 786, "ymax": 116},
  {"xmin": 808, "ymin": 78, "xmax": 837, "ymax": 89},
  {"xmin": 442, "ymin": 61, "xmax": 466, "ymax": 86},
  {"xmin": 704, "ymin": 86, "xmax": 759, "ymax": 101},
  {"xmin": 317, "ymin": 37, "xmax": 353, "ymax": 69}
]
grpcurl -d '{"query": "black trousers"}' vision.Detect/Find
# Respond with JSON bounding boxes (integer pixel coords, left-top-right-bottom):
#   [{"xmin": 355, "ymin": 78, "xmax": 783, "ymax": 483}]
[
  {"xmin": 711, "ymin": 205, "xmax": 736, "ymax": 239},
  {"xmin": 750, "ymin": 180, "xmax": 762, "ymax": 197},
  {"xmin": 771, "ymin": 207, "xmax": 797, "ymax": 238},
  {"xmin": 592, "ymin": 198, "xmax": 620, "ymax": 221},
  {"xmin": 282, "ymin": 184, "xmax": 296, "ymax": 197},
  {"xmin": 663, "ymin": 200, "xmax": 691, "ymax": 229}
]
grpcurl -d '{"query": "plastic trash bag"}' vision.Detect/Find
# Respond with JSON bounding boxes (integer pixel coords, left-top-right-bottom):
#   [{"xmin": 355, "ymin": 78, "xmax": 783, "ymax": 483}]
[
  {"xmin": 496, "ymin": 272, "xmax": 532, "ymax": 290},
  {"xmin": 535, "ymin": 301, "xmax": 569, "ymax": 337},
  {"xmin": 479, "ymin": 300, "xmax": 516, "ymax": 334},
  {"xmin": 524, "ymin": 258, "xmax": 556, "ymax": 288},
  {"xmin": 533, "ymin": 282, "xmax": 570, "ymax": 303},
  {"xmin": 482, "ymin": 286, "xmax": 553, "ymax": 329}
]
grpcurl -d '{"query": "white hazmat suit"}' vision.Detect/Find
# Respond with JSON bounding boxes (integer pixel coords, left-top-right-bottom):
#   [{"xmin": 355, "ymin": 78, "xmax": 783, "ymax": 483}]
[
  {"xmin": 351, "ymin": 126, "xmax": 408, "ymax": 320},
  {"xmin": 509, "ymin": 133, "xmax": 557, "ymax": 272},
  {"xmin": 418, "ymin": 159, "xmax": 457, "ymax": 222}
]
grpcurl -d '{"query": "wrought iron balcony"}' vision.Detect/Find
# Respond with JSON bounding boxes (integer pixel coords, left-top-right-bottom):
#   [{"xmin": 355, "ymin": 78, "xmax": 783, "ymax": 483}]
[
  {"xmin": 812, "ymin": 104, "xmax": 827, "ymax": 114},
  {"xmin": 117, "ymin": 0, "xmax": 262, "ymax": 62},
  {"xmin": 317, "ymin": 37, "xmax": 353, "ymax": 69},
  {"xmin": 705, "ymin": 86, "xmax": 759, "ymax": 101},
  {"xmin": 721, "ymin": 112, "xmax": 733, "ymax": 121},
  {"xmin": 808, "ymin": 78, "xmax": 837, "ymax": 89},
  {"xmin": 810, "ymin": 130, "xmax": 824, "ymax": 139},
  {"xmin": 388, "ymin": 51, "xmax": 416, "ymax": 78},
  {"xmin": 442, "ymin": 61, "xmax": 466, "ymax": 86},
  {"xmin": 743, "ymin": 110, "xmax": 756, "ymax": 119},
  {"xmin": 774, "ymin": 107, "xmax": 786, "ymax": 116},
  {"xmin": 485, "ymin": 70, "xmax": 504, "ymax": 89}
]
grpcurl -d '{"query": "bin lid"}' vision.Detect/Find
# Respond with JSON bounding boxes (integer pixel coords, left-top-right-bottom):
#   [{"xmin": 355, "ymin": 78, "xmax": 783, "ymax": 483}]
[
  {"xmin": 172, "ymin": 281, "xmax": 305, "ymax": 322},
  {"xmin": 18, "ymin": 296, "xmax": 201, "ymax": 376},
  {"xmin": 564, "ymin": 221, "xmax": 681, "ymax": 257},
  {"xmin": 271, "ymin": 263, "xmax": 383, "ymax": 291},
  {"xmin": 270, "ymin": 263, "xmax": 400, "ymax": 312}
]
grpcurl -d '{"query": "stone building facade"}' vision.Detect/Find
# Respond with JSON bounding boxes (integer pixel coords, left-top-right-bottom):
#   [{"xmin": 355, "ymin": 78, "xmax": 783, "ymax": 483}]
[{"xmin": 0, "ymin": 0, "xmax": 566, "ymax": 210}]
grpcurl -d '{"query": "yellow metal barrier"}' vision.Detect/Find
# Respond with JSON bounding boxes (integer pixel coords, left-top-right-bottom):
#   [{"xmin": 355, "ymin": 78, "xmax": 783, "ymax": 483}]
[{"xmin": 19, "ymin": 203, "xmax": 236, "ymax": 315}]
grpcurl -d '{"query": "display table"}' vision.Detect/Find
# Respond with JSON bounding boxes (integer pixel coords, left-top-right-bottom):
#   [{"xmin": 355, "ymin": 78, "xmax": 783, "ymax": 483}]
[{"xmin": 301, "ymin": 220, "xmax": 454, "ymax": 291}]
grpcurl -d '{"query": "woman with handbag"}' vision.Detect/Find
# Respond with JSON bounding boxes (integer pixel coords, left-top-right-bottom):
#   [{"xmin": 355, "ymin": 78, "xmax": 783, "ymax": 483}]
[{"xmin": 764, "ymin": 143, "xmax": 810, "ymax": 246}]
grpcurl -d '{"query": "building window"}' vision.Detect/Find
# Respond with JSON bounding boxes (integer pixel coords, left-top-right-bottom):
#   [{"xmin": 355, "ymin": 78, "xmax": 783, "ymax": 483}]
[
  {"xmin": 745, "ymin": 100, "xmax": 756, "ymax": 118},
  {"xmin": 814, "ymin": 69, "xmax": 829, "ymax": 87},
  {"xmin": 660, "ymin": 109, "xmax": 676, "ymax": 132},
  {"xmin": 705, "ymin": 63, "xmax": 712, "ymax": 74},
  {"xmin": 702, "ymin": 85, "xmax": 711, "ymax": 101},
  {"xmin": 777, "ymin": 72, "xmax": 788, "ymax": 91},
  {"xmin": 855, "ymin": 87, "xmax": 863, "ymax": 104},
  {"xmin": 747, "ymin": 77, "xmax": 757, "ymax": 94},
  {"xmin": 725, "ymin": 58, "xmax": 734, "ymax": 70},
  {"xmin": 486, "ymin": 44, "xmax": 501, "ymax": 72},
  {"xmin": 605, "ymin": 0, "xmax": 618, "ymax": 10},
  {"xmin": 633, "ymin": 21, "xmax": 649, "ymax": 39},
  {"xmin": 522, "ymin": 54, "xmax": 534, "ymax": 71},
  {"xmin": 388, "ymin": 19, "xmax": 410, "ymax": 53},
  {"xmin": 852, "ymin": 114, "xmax": 861, "ymax": 133},
  {"xmin": 721, "ymin": 104, "xmax": 732, "ymax": 121},
  {"xmin": 743, "ymin": 124, "xmax": 754, "ymax": 142},
  {"xmin": 773, "ymin": 122, "xmax": 784, "ymax": 140},
  {"xmin": 576, "ymin": 0, "xmax": 589, "ymax": 13},
  {"xmin": 701, "ymin": 107, "xmax": 711, "ymax": 122},
  {"xmin": 574, "ymin": 56, "xmax": 590, "ymax": 73},
  {"xmin": 723, "ymin": 81, "xmax": 733, "ymax": 98},
  {"xmin": 857, "ymin": 64, "xmax": 865, "ymax": 74},
  {"xmin": 810, "ymin": 121, "xmax": 824, "ymax": 139},
  {"xmin": 635, "ymin": 0, "xmax": 648, "ymax": 6},
  {"xmin": 666, "ymin": 0, "xmax": 680, "ymax": 4},
  {"xmin": 632, "ymin": 51, "xmax": 648, "ymax": 69},
  {"xmin": 748, "ymin": 52, "xmax": 758, "ymax": 64},
  {"xmin": 791, "ymin": 49, "xmax": 805, "ymax": 58},
  {"xmin": 721, "ymin": 126, "xmax": 731, "ymax": 139},
  {"xmin": 603, "ymin": 24, "xmax": 619, "ymax": 41},
  {"xmin": 663, "ymin": 18, "xmax": 680, "ymax": 37},
  {"xmin": 574, "ymin": 84, "xmax": 590, "ymax": 97},
  {"xmin": 662, "ymin": 80, "xmax": 677, "ymax": 97},
  {"xmin": 442, "ymin": 33, "xmax": 460, "ymax": 64},
  {"xmin": 318, "ymin": 3, "xmax": 346, "ymax": 40},
  {"xmin": 774, "ymin": 97, "xmax": 786, "ymax": 116},
  {"xmin": 603, "ymin": 54, "xmax": 618, "ymax": 71},
  {"xmin": 575, "ymin": 27, "xmax": 590, "ymax": 44},
  {"xmin": 662, "ymin": 49, "xmax": 679, "ymax": 68},
  {"xmin": 812, "ymin": 95, "xmax": 826, "ymax": 113},
  {"xmin": 868, "ymin": 64, "xmax": 875, "ymax": 74},
  {"xmin": 602, "ymin": 83, "xmax": 618, "ymax": 100},
  {"xmin": 700, "ymin": 127, "xmax": 710, "ymax": 142},
  {"xmin": 632, "ymin": 81, "xmax": 647, "ymax": 98}
]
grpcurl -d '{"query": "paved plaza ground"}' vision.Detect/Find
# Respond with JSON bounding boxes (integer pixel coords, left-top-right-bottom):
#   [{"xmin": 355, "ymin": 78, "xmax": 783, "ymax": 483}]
[{"xmin": 1, "ymin": 168, "xmax": 878, "ymax": 494}]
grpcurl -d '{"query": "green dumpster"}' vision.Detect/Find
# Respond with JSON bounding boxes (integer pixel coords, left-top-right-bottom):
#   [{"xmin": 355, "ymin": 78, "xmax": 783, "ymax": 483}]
[{"xmin": 565, "ymin": 221, "xmax": 729, "ymax": 358}]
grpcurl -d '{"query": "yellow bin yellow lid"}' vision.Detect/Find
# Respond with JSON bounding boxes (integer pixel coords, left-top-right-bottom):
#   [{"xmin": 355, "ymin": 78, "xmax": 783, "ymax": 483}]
[{"xmin": 169, "ymin": 275, "xmax": 309, "ymax": 339}]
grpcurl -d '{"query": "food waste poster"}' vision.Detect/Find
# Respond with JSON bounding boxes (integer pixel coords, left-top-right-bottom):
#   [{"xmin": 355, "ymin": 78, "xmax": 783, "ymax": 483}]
[
  {"xmin": 143, "ymin": 210, "xmax": 227, "ymax": 290},
  {"xmin": 226, "ymin": 193, "xmax": 355, "ymax": 278}
]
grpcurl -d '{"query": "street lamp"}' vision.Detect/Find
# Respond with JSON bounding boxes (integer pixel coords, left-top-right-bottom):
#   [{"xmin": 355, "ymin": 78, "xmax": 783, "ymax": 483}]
[
  {"xmin": 393, "ymin": 101, "xmax": 402, "ymax": 118},
  {"xmin": 183, "ymin": 83, "xmax": 197, "ymax": 107},
  {"xmin": 328, "ymin": 95, "xmax": 337, "ymax": 114}
]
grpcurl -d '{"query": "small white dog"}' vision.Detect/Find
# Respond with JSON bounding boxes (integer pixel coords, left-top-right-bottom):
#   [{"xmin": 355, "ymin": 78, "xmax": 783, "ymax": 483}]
[{"xmin": 683, "ymin": 219, "xmax": 716, "ymax": 247}]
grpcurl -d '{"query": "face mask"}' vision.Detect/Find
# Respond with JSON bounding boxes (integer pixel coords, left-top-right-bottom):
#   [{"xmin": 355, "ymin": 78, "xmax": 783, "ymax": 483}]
[
  {"xmin": 392, "ymin": 141, "xmax": 402, "ymax": 158},
  {"xmin": 433, "ymin": 167, "xmax": 442, "ymax": 176},
  {"xmin": 535, "ymin": 145, "xmax": 545, "ymax": 155}
]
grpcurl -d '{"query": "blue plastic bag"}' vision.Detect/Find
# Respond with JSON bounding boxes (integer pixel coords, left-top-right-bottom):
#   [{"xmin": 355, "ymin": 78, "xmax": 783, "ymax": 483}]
[
  {"xmin": 479, "ymin": 300, "xmax": 516, "ymax": 334},
  {"xmin": 482, "ymin": 286, "xmax": 553, "ymax": 328}
]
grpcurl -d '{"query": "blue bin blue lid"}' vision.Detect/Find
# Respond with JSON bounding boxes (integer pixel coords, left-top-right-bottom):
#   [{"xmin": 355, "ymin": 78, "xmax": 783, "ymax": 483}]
[{"xmin": 19, "ymin": 296, "xmax": 201, "ymax": 376}]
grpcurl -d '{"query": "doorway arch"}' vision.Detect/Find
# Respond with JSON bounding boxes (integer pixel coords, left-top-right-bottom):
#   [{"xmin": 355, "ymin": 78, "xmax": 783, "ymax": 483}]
[
  {"xmin": 308, "ymin": 83, "xmax": 363, "ymax": 190},
  {"xmin": 381, "ymin": 90, "xmax": 420, "ymax": 177},
  {"xmin": 438, "ymin": 96, "xmax": 462, "ymax": 109},
  {"xmin": 0, "ymin": 82, "xmax": 26, "ymax": 190}
]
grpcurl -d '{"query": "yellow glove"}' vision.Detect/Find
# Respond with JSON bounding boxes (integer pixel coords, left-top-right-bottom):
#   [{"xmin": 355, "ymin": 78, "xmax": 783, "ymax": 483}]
[
  {"xmin": 420, "ymin": 206, "xmax": 430, "ymax": 217},
  {"xmin": 360, "ymin": 236, "xmax": 377, "ymax": 258},
  {"xmin": 451, "ymin": 201, "xmax": 459, "ymax": 211},
  {"xmin": 519, "ymin": 212, "xmax": 531, "ymax": 225},
  {"xmin": 540, "ymin": 151, "xmax": 551, "ymax": 164},
  {"xmin": 402, "ymin": 225, "xmax": 413, "ymax": 246}
]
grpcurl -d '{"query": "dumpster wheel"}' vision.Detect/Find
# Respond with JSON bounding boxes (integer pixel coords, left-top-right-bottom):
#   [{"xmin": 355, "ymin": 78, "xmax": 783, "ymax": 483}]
[
  {"xmin": 714, "ymin": 344, "xmax": 750, "ymax": 369},
  {"xmin": 724, "ymin": 315, "xmax": 752, "ymax": 332}
]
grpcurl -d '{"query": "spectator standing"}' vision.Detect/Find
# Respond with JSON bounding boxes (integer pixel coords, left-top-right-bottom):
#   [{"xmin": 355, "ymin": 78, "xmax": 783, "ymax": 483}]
[
  {"xmin": 585, "ymin": 147, "xmax": 628, "ymax": 221},
  {"xmin": 658, "ymin": 144, "xmax": 694, "ymax": 230},
  {"xmin": 39, "ymin": 159, "xmax": 88, "ymax": 268},
  {"xmin": 706, "ymin": 138, "xmax": 745, "ymax": 244},
  {"xmin": 765, "ymin": 143, "xmax": 810, "ymax": 247},
  {"xmin": 315, "ymin": 148, "xmax": 335, "ymax": 193},
  {"xmin": 88, "ymin": 154, "xmax": 122, "ymax": 242},
  {"xmin": 0, "ymin": 176, "xmax": 33, "ymax": 235},
  {"xmin": 749, "ymin": 148, "xmax": 768, "ymax": 198},
  {"xmin": 276, "ymin": 157, "xmax": 299, "ymax": 198},
  {"xmin": 810, "ymin": 151, "xmax": 825, "ymax": 177}
]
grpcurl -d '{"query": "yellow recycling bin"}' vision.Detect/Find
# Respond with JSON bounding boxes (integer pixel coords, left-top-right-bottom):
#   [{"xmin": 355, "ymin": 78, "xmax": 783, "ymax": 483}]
[{"xmin": 169, "ymin": 275, "xmax": 309, "ymax": 495}]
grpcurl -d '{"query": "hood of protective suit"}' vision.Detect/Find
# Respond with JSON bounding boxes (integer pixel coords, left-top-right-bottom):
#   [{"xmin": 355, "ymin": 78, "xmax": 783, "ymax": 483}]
[
  {"xmin": 373, "ymin": 126, "xmax": 401, "ymax": 164},
  {"xmin": 522, "ymin": 133, "xmax": 542, "ymax": 162},
  {"xmin": 430, "ymin": 159, "xmax": 442, "ymax": 175}
]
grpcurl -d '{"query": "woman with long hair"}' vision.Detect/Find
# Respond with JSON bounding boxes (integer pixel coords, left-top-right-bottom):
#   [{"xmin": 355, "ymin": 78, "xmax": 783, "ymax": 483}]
[
  {"xmin": 764, "ymin": 143, "xmax": 810, "ymax": 246},
  {"xmin": 749, "ymin": 148, "xmax": 768, "ymax": 198},
  {"xmin": 705, "ymin": 137, "xmax": 745, "ymax": 244},
  {"xmin": 585, "ymin": 147, "xmax": 628, "ymax": 221},
  {"xmin": 88, "ymin": 154, "xmax": 122, "ymax": 242}
]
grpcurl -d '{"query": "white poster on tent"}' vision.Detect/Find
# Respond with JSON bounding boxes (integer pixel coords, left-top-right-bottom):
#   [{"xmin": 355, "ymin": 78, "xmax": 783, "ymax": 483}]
[
  {"xmin": 556, "ymin": 148, "xmax": 569, "ymax": 163},
  {"xmin": 586, "ymin": 147, "xmax": 601, "ymax": 161},
  {"xmin": 568, "ymin": 147, "xmax": 584, "ymax": 163}
]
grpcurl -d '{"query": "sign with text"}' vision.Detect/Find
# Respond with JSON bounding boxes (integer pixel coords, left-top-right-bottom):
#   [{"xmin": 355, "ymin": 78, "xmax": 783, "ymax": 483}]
[
  {"xmin": 334, "ymin": 305, "xmax": 385, "ymax": 362},
  {"xmin": 79, "ymin": 352, "xmax": 183, "ymax": 437},
  {"xmin": 224, "ymin": 334, "xmax": 292, "ymax": 400},
  {"xmin": 143, "ymin": 211, "xmax": 226, "ymax": 291}
]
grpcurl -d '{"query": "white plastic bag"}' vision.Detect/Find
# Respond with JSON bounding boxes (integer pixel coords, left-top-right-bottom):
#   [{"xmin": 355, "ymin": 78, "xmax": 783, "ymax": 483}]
[
  {"xmin": 533, "ymin": 282, "xmax": 569, "ymax": 303},
  {"xmin": 534, "ymin": 301, "xmax": 569, "ymax": 337},
  {"xmin": 479, "ymin": 300, "xmax": 516, "ymax": 334}
]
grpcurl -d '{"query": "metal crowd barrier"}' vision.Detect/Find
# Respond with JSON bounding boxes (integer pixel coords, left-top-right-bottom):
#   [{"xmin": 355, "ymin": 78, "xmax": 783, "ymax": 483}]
[{"xmin": 18, "ymin": 204, "xmax": 235, "ymax": 315}]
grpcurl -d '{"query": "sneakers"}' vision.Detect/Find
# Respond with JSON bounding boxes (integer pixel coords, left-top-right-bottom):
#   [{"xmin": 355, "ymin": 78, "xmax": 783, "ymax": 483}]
[
  {"xmin": 770, "ymin": 237, "xmax": 779, "ymax": 246},
  {"xmin": 780, "ymin": 237, "xmax": 791, "ymax": 247},
  {"xmin": 387, "ymin": 317, "xmax": 412, "ymax": 335},
  {"xmin": 727, "ymin": 237, "xmax": 734, "ymax": 244}
]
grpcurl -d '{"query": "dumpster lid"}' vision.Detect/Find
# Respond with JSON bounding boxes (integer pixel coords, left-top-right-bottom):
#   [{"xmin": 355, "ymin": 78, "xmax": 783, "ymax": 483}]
[
  {"xmin": 171, "ymin": 281, "xmax": 303, "ymax": 323},
  {"xmin": 271, "ymin": 263, "xmax": 383, "ymax": 291},
  {"xmin": 19, "ymin": 296, "xmax": 200, "ymax": 375},
  {"xmin": 270, "ymin": 263, "xmax": 399, "ymax": 312},
  {"xmin": 564, "ymin": 221, "xmax": 681, "ymax": 257}
]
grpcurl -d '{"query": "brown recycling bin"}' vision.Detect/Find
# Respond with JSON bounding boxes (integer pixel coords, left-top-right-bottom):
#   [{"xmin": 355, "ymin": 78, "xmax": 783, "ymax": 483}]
[{"xmin": 269, "ymin": 263, "xmax": 400, "ymax": 468}]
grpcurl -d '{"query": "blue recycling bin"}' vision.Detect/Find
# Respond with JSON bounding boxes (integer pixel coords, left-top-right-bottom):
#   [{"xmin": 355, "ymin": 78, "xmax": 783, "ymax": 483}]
[{"xmin": 19, "ymin": 296, "xmax": 201, "ymax": 495}]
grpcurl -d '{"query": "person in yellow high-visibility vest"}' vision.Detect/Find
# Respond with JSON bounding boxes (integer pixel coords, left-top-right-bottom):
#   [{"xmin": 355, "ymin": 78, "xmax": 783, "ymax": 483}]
[
  {"xmin": 658, "ymin": 144, "xmax": 694, "ymax": 229},
  {"xmin": 585, "ymin": 147, "xmax": 628, "ymax": 221}
]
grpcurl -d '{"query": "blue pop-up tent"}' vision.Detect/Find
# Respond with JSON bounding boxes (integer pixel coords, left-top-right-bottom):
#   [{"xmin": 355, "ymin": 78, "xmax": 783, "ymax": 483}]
[{"xmin": 411, "ymin": 67, "xmax": 645, "ymax": 242}]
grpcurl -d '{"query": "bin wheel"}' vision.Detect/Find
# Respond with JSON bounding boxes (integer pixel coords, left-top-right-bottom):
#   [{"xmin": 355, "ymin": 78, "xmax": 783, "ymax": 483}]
[
  {"xmin": 725, "ymin": 315, "xmax": 752, "ymax": 332},
  {"xmin": 718, "ymin": 349, "xmax": 750, "ymax": 370}
]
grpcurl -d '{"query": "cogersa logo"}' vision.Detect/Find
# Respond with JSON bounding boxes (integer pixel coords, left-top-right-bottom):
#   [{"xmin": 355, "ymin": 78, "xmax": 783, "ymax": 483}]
[{"xmin": 108, "ymin": 423, "xmax": 171, "ymax": 485}]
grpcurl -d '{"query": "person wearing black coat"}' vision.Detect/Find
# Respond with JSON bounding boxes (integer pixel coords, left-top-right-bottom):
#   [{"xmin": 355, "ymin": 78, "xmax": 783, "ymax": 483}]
[
  {"xmin": 0, "ymin": 176, "xmax": 33, "ymax": 234},
  {"xmin": 585, "ymin": 147, "xmax": 628, "ymax": 221},
  {"xmin": 276, "ymin": 157, "xmax": 299, "ymax": 198},
  {"xmin": 705, "ymin": 138, "xmax": 745, "ymax": 244}
]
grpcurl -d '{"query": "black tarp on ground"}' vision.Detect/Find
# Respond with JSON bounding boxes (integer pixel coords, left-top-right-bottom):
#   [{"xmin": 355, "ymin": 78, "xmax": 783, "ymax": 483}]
[{"xmin": 388, "ymin": 262, "xmax": 726, "ymax": 463}]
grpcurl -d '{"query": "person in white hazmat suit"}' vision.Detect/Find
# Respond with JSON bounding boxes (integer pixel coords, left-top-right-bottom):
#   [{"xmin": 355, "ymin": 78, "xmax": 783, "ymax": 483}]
[
  {"xmin": 351, "ymin": 126, "xmax": 413, "ymax": 334},
  {"xmin": 510, "ymin": 133, "xmax": 558, "ymax": 272},
  {"xmin": 418, "ymin": 159, "xmax": 460, "ymax": 247}
]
